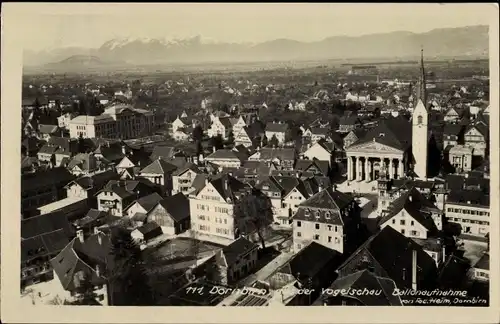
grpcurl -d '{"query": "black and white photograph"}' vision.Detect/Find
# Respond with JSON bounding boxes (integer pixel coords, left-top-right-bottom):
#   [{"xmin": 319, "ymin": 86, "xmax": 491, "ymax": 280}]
[{"xmin": 1, "ymin": 2, "xmax": 499, "ymax": 323}]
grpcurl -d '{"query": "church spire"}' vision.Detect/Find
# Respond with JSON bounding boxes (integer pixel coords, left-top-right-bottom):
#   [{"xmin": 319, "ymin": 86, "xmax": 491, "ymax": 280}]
[{"xmin": 416, "ymin": 46, "xmax": 427, "ymax": 106}]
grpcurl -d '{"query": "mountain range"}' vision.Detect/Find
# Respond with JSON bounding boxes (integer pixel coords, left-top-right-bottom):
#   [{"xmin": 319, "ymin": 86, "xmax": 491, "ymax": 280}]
[{"xmin": 23, "ymin": 25, "xmax": 489, "ymax": 68}]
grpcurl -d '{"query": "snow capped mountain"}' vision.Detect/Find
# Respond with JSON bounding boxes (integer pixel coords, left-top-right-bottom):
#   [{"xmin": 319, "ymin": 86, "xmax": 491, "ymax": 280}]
[{"xmin": 26, "ymin": 26, "xmax": 489, "ymax": 67}]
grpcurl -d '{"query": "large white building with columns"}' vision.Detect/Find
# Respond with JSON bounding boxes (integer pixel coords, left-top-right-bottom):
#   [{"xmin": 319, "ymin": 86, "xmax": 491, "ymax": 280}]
[{"xmin": 345, "ymin": 49, "xmax": 430, "ymax": 183}]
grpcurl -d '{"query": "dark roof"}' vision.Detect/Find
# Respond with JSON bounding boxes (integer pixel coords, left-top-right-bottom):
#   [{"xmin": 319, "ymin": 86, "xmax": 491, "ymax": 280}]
[
  {"xmin": 281, "ymin": 241, "xmax": 342, "ymax": 282},
  {"xmin": 68, "ymin": 170, "xmax": 119, "ymax": 191},
  {"xmin": 22, "ymin": 229, "xmax": 70, "ymax": 263},
  {"xmin": 74, "ymin": 209, "xmax": 108, "ymax": 228},
  {"xmin": 352, "ymin": 116, "xmax": 412, "ymax": 151},
  {"xmin": 206, "ymin": 149, "xmax": 243, "ymax": 161},
  {"xmin": 447, "ymin": 190, "xmax": 489, "ymax": 207},
  {"xmin": 256, "ymin": 148, "xmax": 295, "ymax": 161},
  {"xmin": 338, "ymin": 226, "xmax": 438, "ymax": 289},
  {"xmin": 327, "ymin": 270, "xmax": 402, "ymax": 306},
  {"xmin": 209, "ymin": 173, "xmax": 251, "ymax": 202},
  {"xmin": 155, "ymin": 193, "xmax": 190, "ymax": 222},
  {"xmin": 50, "ymin": 232, "xmax": 112, "ymax": 291},
  {"xmin": 99, "ymin": 179, "xmax": 155, "ymax": 199},
  {"xmin": 294, "ymin": 159, "xmax": 329, "ymax": 176},
  {"xmin": 93, "ymin": 142, "xmax": 125, "ymax": 163},
  {"xmin": 443, "ymin": 123, "xmax": 465, "ymax": 137},
  {"xmin": 39, "ymin": 124, "xmax": 59, "ymax": 135},
  {"xmin": 474, "ymin": 253, "xmax": 489, "ymax": 270},
  {"xmin": 221, "ymin": 237, "xmax": 258, "ymax": 266},
  {"xmin": 140, "ymin": 158, "xmax": 178, "ymax": 174},
  {"xmin": 136, "ymin": 221, "xmax": 162, "ymax": 235},
  {"xmin": 150, "ymin": 145, "xmax": 176, "ymax": 160},
  {"xmin": 379, "ymin": 187, "xmax": 439, "ymax": 232},
  {"xmin": 21, "ymin": 211, "xmax": 74, "ymax": 239},
  {"xmin": 172, "ymin": 162, "xmax": 201, "ymax": 176},
  {"xmin": 128, "ymin": 192, "xmax": 163, "ymax": 213},
  {"xmin": 265, "ymin": 122, "xmax": 289, "ymax": 133}
]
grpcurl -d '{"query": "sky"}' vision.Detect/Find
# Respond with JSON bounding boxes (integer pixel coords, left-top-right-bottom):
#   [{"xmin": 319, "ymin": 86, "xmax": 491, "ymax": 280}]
[{"xmin": 15, "ymin": 3, "xmax": 493, "ymax": 51}]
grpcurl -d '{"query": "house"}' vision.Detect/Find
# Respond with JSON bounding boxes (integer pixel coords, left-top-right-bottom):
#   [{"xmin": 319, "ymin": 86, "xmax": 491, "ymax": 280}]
[
  {"xmin": 96, "ymin": 179, "xmax": 157, "ymax": 217},
  {"xmin": 231, "ymin": 116, "xmax": 248, "ymax": 136},
  {"xmin": 321, "ymin": 270, "xmax": 402, "ymax": 306},
  {"xmin": 115, "ymin": 151, "xmax": 152, "ymax": 178},
  {"xmin": 265, "ymin": 121, "xmax": 289, "ymax": 145},
  {"xmin": 73, "ymin": 209, "xmax": 114, "ymax": 234},
  {"xmin": 37, "ymin": 137, "xmax": 79, "ymax": 167},
  {"xmin": 147, "ymin": 193, "xmax": 191, "ymax": 235},
  {"xmin": 124, "ymin": 192, "xmax": 164, "ymax": 220},
  {"xmin": 205, "ymin": 149, "xmax": 245, "ymax": 169},
  {"xmin": 21, "ymin": 211, "xmax": 74, "ymax": 288},
  {"xmin": 292, "ymin": 186, "xmax": 361, "ymax": 254},
  {"xmin": 65, "ymin": 170, "xmax": 120, "ymax": 207},
  {"xmin": 207, "ymin": 237, "xmax": 259, "ymax": 285},
  {"xmin": 234, "ymin": 125, "xmax": 263, "ymax": 148},
  {"xmin": 131, "ymin": 222, "xmax": 163, "ymax": 244},
  {"xmin": 338, "ymin": 115, "xmax": 362, "ymax": 133},
  {"xmin": 173, "ymin": 129, "xmax": 191, "ymax": 142},
  {"xmin": 443, "ymin": 124, "xmax": 465, "ymax": 148},
  {"xmin": 294, "ymin": 159, "xmax": 330, "ymax": 177},
  {"xmin": 138, "ymin": 158, "xmax": 178, "ymax": 195},
  {"xmin": 208, "ymin": 117, "xmax": 233, "ymax": 140},
  {"xmin": 50, "ymin": 230, "xmax": 112, "ymax": 305},
  {"xmin": 21, "ymin": 155, "xmax": 40, "ymax": 174},
  {"xmin": 248, "ymin": 147, "xmax": 296, "ymax": 170},
  {"xmin": 448, "ymin": 145, "xmax": 473, "ymax": 173},
  {"xmin": 39, "ymin": 124, "xmax": 60, "ymax": 141},
  {"xmin": 265, "ymin": 242, "xmax": 343, "ymax": 306},
  {"xmin": 66, "ymin": 153, "xmax": 104, "ymax": 176},
  {"xmin": 21, "ymin": 167, "xmax": 75, "ymax": 218},
  {"xmin": 302, "ymin": 127, "xmax": 330, "ymax": 143},
  {"xmin": 464, "ymin": 123, "xmax": 488, "ymax": 158},
  {"xmin": 336, "ymin": 226, "xmax": 438, "ymax": 290},
  {"xmin": 445, "ymin": 190, "xmax": 490, "ymax": 237},
  {"xmin": 470, "ymin": 252, "xmax": 489, "ymax": 282},
  {"xmin": 302, "ymin": 139, "xmax": 341, "ymax": 166},
  {"xmin": 189, "ymin": 173, "xmax": 252, "ymax": 243},
  {"xmin": 22, "ymin": 136, "xmax": 44, "ymax": 157},
  {"xmin": 273, "ymin": 176, "xmax": 320, "ymax": 225},
  {"xmin": 150, "ymin": 145, "xmax": 178, "ymax": 161},
  {"xmin": 444, "ymin": 107, "xmax": 461, "ymax": 122},
  {"xmin": 172, "ymin": 163, "xmax": 203, "ymax": 195},
  {"xmin": 379, "ymin": 187, "xmax": 442, "ymax": 239}
]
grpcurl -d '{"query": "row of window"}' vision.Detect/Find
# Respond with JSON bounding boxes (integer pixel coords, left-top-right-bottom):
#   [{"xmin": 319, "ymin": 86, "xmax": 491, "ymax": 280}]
[
  {"xmin": 297, "ymin": 233, "xmax": 341, "ymax": 244},
  {"xmin": 296, "ymin": 221, "xmax": 339, "ymax": 232},
  {"xmin": 200, "ymin": 195, "xmax": 220, "ymax": 201},
  {"xmin": 449, "ymin": 217, "xmax": 489, "ymax": 225},
  {"xmin": 392, "ymin": 219, "xmax": 416, "ymax": 226},
  {"xmin": 398, "ymin": 228, "xmax": 419, "ymax": 236},
  {"xmin": 215, "ymin": 228, "xmax": 230, "ymax": 235},
  {"xmin": 447, "ymin": 208, "xmax": 489, "ymax": 216}
]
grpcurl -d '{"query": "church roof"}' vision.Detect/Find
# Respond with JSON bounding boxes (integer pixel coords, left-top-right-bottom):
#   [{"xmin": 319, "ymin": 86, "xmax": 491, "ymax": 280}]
[{"xmin": 351, "ymin": 116, "xmax": 412, "ymax": 151}]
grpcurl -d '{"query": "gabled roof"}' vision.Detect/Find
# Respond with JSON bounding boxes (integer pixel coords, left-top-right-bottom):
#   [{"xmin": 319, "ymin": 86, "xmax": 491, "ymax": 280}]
[
  {"xmin": 338, "ymin": 226, "xmax": 438, "ymax": 289},
  {"xmin": 39, "ymin": 124, "xmax": 59, "ymax": 135},
  {"xmin": 126, "ymin": 192, "xmax": 164, "ymax": 213},
  {"xmin": 140, "ymin": 158, "xmax": 178, "ymax": 175},
  {"xmin": 280, "ymin": 241, "xmax": 342, "ymax": 282},
  {"xmin": 207, "ymin": 173, "xmax": 251, "ymax": 202},
  {"xmin": 443, "ymin": 123, "xmax": 465, "ymax": 137},
  {"xmin": 255, "ymin": 148, "xmax": 295, "ymax": 161},
  {"xmin": 68, "ymin": 170, "xmax": 119, "ymax": 191},
  {"xmin": 220, "ymin": 237, "xmax": 258, "ymax": 267},
  {"xmin": 379, "ymin": 187, "xmax": 439, "ymax": 232},
  {"xmin": 294, "ymin": 159, "xmax": 329, "ymax": 176},
  {"xmin": 474, "ymin": 253, "xmax": 489, "ymax": 270},
  {"xmin": 206, "ymin": 149, "xmax": 243, "ymax": 161},
  {"xmin": 327, "ymin": 270, "xmax": 402, "ymax": 306},
  {"xmin": 22, "ymin": 167, "xmax": 75, "ymax": 193},
  {"xmin": 154, "ymin": 193, "xmax": 190, "ymax": 222},
  {"xmin": 74, "ymin": 209, "xmax": 108, "ymax": 228},
  {"xmin": 50, "ymin": 232, "xmax": 112, "ymax": 291},
  {"xmin": 351, "ymin": 117, "xmax": 412, "ymax": 151},
  {"xmin": 172, "ymin": 162, "xmax": 201, "ymax": 176},
  {"xmin": 135, "ymin": 221, "xmax": 162, "ymax": 235},
  {"xmin": 22, "ymin": 229, "xmax": 70, "ymax": 263}
]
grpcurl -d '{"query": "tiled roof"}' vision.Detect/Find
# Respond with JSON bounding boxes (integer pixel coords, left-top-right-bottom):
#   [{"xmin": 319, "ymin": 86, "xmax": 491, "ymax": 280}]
[
  {"xmin": 22, "ymin": 229, "xmax": 70, "ymax": 263},
  {"xmin": 39, "ymin": 124, "xmax": 59, "ymax": 135},
  {"xmin": 74, "ymin": 209, "xmax": 108, "ymax": 228},
  {"xmin": 50, "ymin": 232, "xmax": 112, "ymax": 291},
  {"xmin": 353, "ymin": 116, "xmax": 412, "ymax": 151},
  {"xmin": 22, "ymin": 167, "xmax": 75, "ymax": 192},
  {"xmin": 140, "ymin": 158, "xmax": 178, "ymax": 175},
  {"xmin": 379, "ymin": 187, "xmax": 439, "ymax": 232},
  {"xmin": 221, "ymin": 237, "xmax": 258, "ymax": 266},
  {"xmin": 150, "ymin": 145, "xmax": 176, "ymax": 160},
  {"xmin": 265, "ymin": 122, "xmax": 289, "ymax": 133},
  {"xmin": 474, "ymin": 253, "xmax": 489, "ymax": 270},
  {"xmin": 156, "ymin": 193, "xmax": 190, "ymax": 222},
  {"xmin": 70, "ymin": 170, "xmax": 119, "ymax": 191},
  {"xmin": 136, "ymin": 221, "xmax": 162, "ymax": 236},
  {"xmin": 447, "ymin": 190, "xmax": 489, "ymax": 207},
  {"xmin": 338, "ymin": 226, "xmax": 438, "ymax": 290},
  {"xmin": 127, "ymin": 192, "xmax": 163, "ymax": 213},
  {"xmin": 209, "ymin": 173, "xmax": 251, "ymax": 202},
  {"xmin": 256, "ymin": 148, "xmax": 295, "ymax": 161},
  {"xmin": 327, "ymin": 270, "xmax": 402, "ymax": 306},
  {"xmin": 172, "ymin": 162, "xmax": 201, "ymax": 176},
  {"xmin": 294, "ymin": 159, "xmax": 329, "ymax": 176},
  {"xmin": 206, "ymin": 149, "xmax": 243, "ymax": 161}
]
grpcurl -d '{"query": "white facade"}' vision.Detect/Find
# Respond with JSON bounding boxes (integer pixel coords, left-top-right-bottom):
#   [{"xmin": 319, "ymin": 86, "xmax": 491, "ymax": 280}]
[
  {"xmin": 449, "ymin": 145, "xmax": 473, "ymax": 173},
  {"xmin": 445, "ymin": 203, "xmax": 490, "ymax": 237},
  {"xmin": 303, "ymin": 143, "xmax": 332, "ymax": 165},
  {"xmin": 293, "ymin": 219, "xmax": 344, "ymax": 253},
  {"xmin": 412, "ymin": 99, "xmax": 429, "ymax": 179},
  {"xmin": 172, "ymin": 169, "xmax": 199, "ymax": 195},
  {"xmin": 380, "ymin": 210, "xmax": 429, "ymax": 239}
]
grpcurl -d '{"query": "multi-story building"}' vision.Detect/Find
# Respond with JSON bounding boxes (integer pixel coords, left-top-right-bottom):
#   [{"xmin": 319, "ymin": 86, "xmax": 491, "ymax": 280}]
[
  {"xmin": 265, "ymin": 121, "xmax": 289, "ymax": 145},
  {"xmin": 138, "ymin": 158, "xmax": 178, "ymax": 196},
  {"xmin": 292, "ymin": 186, "xmax": 361, "ymax": 254},
  {"xmin": 205, "ymin": 149, "xmax": 245, "ymax": 169},
  {"xmin": 172, "ymin": 163, "xmax": 203, "ymax": 195},
  {"xmin": 248, "ymin": 147, "xmax": 296, "ymax": 171},
  {"xmin": 445, "ymin": 190, "xmax": 490, "ymax": 237},
  {"xmin": 443, "ymin": 124, "xmax": 465, "ymax": 148},
  {"xmin": 208, "ymin": 117, "xmax": 233, "ymax": 140},
  {"xmin": 464, "ymin": 123, "xmax": 489, "ymax": 158},
  {"xmin": 96, "ymin": 180, "xmax": 156, "ymax": 217},
  {"xmin": 189, "ymin": 174, "xmax": 251, "ymax": 243},
  {"xmin": 448, "ymin": 145, "xmax": 473, "ymax": 173},
  {"xmin": 68, "ymin": 105, "xmax": 155, "ymax": 140}
]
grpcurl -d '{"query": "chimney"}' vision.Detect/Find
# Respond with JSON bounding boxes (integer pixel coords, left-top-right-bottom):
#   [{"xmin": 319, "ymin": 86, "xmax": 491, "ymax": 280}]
[
  {"xmin": 318, "ymin": 184, "xmax": 323, "ymax": 192},
  {"xmin": 224, "ymin": 179, "xmax": 228, "ymax": 191},
  {"xmin": 213, "ymin": 146, "xmax": 217, "ymax": 153},
  {"xmin": 121, "ymin": 144, "xmax": 127, "ymax": 155},
  {"xmin": 412, "ymin": 249, "xmax": 417, "ymax": 291},
  {"xmin": 77, "ymin": 230, "xmax": 84, "ymax": 243},
  {"xmin": 205, "ymin": 177, "xmax": 210, "ymax": 185},
  {"xmin": 442, "ymin": 244, "xmax": 446, "ymax": 264}
]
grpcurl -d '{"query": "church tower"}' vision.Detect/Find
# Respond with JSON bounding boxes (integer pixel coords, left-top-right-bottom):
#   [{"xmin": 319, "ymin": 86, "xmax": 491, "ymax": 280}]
[{"xmin": 412, "ymin": 48, "xmax": 429, "ymax": 179}]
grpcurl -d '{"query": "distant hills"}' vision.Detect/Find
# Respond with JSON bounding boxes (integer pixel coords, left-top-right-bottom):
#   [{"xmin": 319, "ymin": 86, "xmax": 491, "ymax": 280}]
[{"xmin": 24, "ymin": 25, "xmax": 489, "ymax": 69}]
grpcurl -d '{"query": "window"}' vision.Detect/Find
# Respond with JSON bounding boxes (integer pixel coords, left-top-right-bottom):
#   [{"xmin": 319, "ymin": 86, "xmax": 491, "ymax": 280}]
[
  {"xmin": 334, "ymin": 237, "xmax": 340, "ymax": 244},
  {"xmin": 314, "ymin": 234, "xmax": 320, "ymax": 240},
  {"xmin": 296, "ymin": 221, "xmax": 301, "ymax": 227},
  {"xmin": 328, "ymin": 236, "xmax": 332, "ymax": 243},
  {"xmin": 334, "ymin": 226, "xmax": 338, "ymax": 232},
  {"xmin": 297, "ymin": 244, "xmax": 302, "ymax": 250},
  {"xmin": 315, "ymin": 223, "xmax": 320, "ymax": 230},
  {"xmin": 401, "ymin": 229, "xmax": 405, "ymax": 235},
  {"xmin": 297, "ymin": 232, "xmax": 301, "ymax": 237},
  {"xmin": 410, "ymin": 230, "xmax": 419, "ymax": 236},
  {"xmin": 328, "ymin": 225, "xmax": 332, "ymax": 231},
  {"xmin": 400, "ymin": 219, "xmax": 405, "ymax": 225},
  {"xmin": 392, "ymin": 219, "xmax": 395, "ymax": 224}
]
